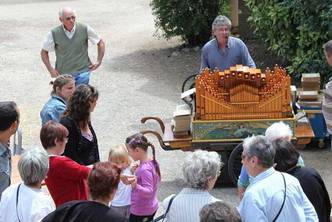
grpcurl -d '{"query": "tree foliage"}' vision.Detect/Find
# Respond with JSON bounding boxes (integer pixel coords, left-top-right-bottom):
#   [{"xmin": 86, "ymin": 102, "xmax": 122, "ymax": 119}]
[
  {"xmin": 245, "ymin": 0, "xmax": 332, "ymax": 84},
  {"xmin": 150, "ymin": 0, "xmax": 228, "ymax": 46}
]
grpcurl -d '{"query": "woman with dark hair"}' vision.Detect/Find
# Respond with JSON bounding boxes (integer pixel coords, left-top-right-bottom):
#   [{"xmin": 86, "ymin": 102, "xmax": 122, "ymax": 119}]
[
  {"xmin": 42, "ymin": 162, "xmax": 126, "ymax": 222},
  {"xmin": 125, "ymin": 133, "xmax": 161, "ymax": 222},
  {"xmin": 273, "ymin": 139, "xmax": 331, "ymax": 222},
  {"xmin": 41, "ymin": 121, "xmax": 91, "ymax": 207},
  {"xmin": 60, "ymin": 84, "xmax": 99, "ymax": 165}
]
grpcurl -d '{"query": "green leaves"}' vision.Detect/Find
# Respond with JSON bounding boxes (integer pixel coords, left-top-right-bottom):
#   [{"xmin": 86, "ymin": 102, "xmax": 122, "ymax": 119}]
[
  {"xmin": 245, "ymin": 0, "xmax": 332, "ymax": 84},
  {"xmin": 150, "ymin": 0, "xmax": 227, "ymax": 46}
]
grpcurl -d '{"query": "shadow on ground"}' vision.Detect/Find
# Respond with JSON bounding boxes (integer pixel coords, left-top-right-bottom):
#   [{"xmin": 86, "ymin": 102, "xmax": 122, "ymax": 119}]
[{"xmin": 109, "ymin": 46, "xmax": 200, "ymax": 100}]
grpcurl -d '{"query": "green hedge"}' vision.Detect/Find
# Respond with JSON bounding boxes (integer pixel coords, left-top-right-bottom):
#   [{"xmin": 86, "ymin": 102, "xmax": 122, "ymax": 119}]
[
  {"xmin": 150, "ymin": 0, "xmax": 228, "ymax": 46},
  {"xmin": 244, "ymin": 0, "xmax": 332, "ymax": 84}
]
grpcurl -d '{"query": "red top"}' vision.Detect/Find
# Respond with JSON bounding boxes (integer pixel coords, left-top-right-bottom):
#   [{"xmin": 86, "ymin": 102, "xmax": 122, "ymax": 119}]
[{"xmin": 45, "ymin": 156, "xmax": 91, "ymax": 207}]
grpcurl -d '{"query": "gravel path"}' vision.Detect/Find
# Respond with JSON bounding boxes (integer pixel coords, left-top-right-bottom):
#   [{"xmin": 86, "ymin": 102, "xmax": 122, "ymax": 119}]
[{"xmin": 1, "ymin": 0, "xmax": 331, "ymax": 210}]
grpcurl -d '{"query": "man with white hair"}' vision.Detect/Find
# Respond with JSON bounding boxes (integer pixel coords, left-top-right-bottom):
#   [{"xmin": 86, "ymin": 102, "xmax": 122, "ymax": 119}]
[
  {"xmin": 238, "ymin": 135, "xmax": 318, "ymax": 222},
  {"xmin": 41, "ymin": 7, "xmax": 105, "ymax": 85},
  {"xmin": 200, "ymin": 15, "xmax": 255, "ymax": 71}
]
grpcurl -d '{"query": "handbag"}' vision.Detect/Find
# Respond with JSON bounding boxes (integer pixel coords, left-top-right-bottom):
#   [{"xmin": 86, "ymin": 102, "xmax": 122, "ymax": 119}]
[
  {"xmin": 272, "ymin": 173, "xmax": 286, "ymax": 222},
  {"xmin": 151, "ymin": 195, "xmax": 176, "ymax": 222}
]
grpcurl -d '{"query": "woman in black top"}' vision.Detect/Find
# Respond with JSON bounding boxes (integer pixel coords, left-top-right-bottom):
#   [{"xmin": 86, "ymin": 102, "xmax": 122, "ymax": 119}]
[
  {"xmin": 42, "ymin": 162, "xmax": 126, "ymax": 222},
  {"xmin": 273, "ymin": 139, "xmax": 331, "ymax": 222},
  {"xmin": 60, "ymin": 84, "xmax": 99, "ymax": 165}
]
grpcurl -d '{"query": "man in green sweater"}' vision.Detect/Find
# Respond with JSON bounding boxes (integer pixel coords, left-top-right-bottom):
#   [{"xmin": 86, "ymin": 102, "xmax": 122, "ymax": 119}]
[{"xmin": 41, "ymin": 7, "xmax": 105, "ymax": 85}]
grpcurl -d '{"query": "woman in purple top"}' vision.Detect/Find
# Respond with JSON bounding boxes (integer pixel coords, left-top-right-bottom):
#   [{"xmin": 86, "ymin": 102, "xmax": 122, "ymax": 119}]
[{"xmin": 125, "ymin": 133, "xmax": 161, "ymax": 222}]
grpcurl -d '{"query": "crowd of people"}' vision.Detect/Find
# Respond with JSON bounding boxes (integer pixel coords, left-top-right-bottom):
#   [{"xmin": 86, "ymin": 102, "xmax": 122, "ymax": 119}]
[{"xmin": 0, "ymin": 5, "xmax": 331, "ymax": 222}]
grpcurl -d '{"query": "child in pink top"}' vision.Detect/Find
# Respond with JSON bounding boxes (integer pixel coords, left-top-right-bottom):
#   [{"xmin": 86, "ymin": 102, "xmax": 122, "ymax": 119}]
[{"xmin": 125, "ymin": 133, "xmax": 161, "ymax": 222}]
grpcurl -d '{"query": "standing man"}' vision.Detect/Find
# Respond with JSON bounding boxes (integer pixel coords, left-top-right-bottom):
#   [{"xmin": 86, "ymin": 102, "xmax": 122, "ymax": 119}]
[
  {"xmin": 0, "ymin": 101, "xmax": 20, "ymax": 198},
  {"xmin": 322, "ymin": 40, "xmax": 332, "ymax": 151},
  {"xmin": 41, "ymin": 7, "xmax": 105, "ymax": 85},
  {"xmin": 238, "ymin": 135, "xmax": 318, "ymax": 222},
  {"xmin": 201, "ymin": 15, "xmax": 255, "ymax": 71}
]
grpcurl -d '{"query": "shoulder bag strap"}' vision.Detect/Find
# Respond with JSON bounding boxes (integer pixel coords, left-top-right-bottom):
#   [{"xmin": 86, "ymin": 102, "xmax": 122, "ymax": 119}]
[
  {"xmin": 272, "ymin": 173, "xmax": 286, "ymax": 222},
  {"xmin": 164, "ymin": 195, "xmax": 176, "ymax": 218},
  {"xmin": 151, "ymin": 195, "xmax": 176, "ymax": 222},
  {"xmin": 16, "ymin": 183, "xmax": 22, "ymax": 222}
]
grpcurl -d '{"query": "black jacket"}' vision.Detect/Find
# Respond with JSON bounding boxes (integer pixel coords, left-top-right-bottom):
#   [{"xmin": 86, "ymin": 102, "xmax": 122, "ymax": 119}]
[
  {"xmin": 42, "ymin": 200, "xmax": 126, "ymax": 222},
  {"xmin": 289, "ymin": 166, "xmax": 331, "ymax": 222},
  {"xmin": 60, "ymin": 117, "xmax": 99, "ymax": 165}
]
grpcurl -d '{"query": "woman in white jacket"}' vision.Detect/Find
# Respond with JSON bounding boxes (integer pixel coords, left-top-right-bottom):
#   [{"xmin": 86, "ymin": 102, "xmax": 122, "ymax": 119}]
[{"xmin": 0, "ymin": 148, "xmax": 55, "ymax": 222}]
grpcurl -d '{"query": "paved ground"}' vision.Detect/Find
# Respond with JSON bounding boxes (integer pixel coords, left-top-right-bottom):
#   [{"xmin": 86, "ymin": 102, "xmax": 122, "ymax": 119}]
[{"xmin": 1, "ymin": 0, "xmax": 332, "ymax": 210}]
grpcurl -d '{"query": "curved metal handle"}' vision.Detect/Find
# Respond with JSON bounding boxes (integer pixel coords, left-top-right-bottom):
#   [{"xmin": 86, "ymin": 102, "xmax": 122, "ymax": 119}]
[
  {"xmin": 141, "ymin": 116, "xmax": 165, "ymax": 134},
  {"xmin": 181, "ymin": 74, "xmax": 197, "ymax": 93},
  {"xmin": 140, "ymin": 130, "xmax": 172, "ymax": 150}
]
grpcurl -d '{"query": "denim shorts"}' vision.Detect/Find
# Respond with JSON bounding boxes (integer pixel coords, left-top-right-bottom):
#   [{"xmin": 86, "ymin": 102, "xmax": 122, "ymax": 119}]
[{"xmin": 73, "ymin": 70, "xmax": 91, "ymax": 86}]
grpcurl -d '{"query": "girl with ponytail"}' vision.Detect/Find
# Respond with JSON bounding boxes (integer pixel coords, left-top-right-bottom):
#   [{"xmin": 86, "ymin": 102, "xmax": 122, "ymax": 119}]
[
  {"xmin": 40, "ymin": 74, "xmax": 75, "ymax": 125},
  {"xmin": 125, "ymin": 133, "xmax": 161, "ymax": 222}
]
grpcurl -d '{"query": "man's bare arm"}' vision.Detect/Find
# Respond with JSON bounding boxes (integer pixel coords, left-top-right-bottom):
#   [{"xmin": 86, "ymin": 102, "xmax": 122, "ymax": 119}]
[
  {"xmin": 41, "ymin": 49, "xmax": 60, "ymax": 77},
  {"xmin": 89, "ymin": 39, "xmax": 105, "ymax": 71}
]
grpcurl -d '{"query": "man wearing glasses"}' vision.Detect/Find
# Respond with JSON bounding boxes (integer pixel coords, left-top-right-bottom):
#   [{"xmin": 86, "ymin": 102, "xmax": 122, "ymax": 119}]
[
  {"xmin": 238, "ymin": 135, "xmax": 318, "ymax": 222},
  {"xmin": 200, "ymin": 15, "xmax": 255, "ymax": 71},
  {"xmin": 41, "ymin": 7, "xmax": 105, "ymax": 85}
]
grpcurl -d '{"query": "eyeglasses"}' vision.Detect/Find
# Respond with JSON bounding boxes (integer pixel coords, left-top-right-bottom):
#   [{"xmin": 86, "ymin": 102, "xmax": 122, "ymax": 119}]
[{"xmin": 65, "ymin": 16, "xmax": 76, "ymax": 21}]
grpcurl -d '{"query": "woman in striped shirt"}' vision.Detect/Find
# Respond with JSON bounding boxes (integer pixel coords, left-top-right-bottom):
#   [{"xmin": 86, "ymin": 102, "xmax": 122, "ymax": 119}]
[{"xmin": 163, "ymin": 150, "xmax": 222, "ymax": 222}]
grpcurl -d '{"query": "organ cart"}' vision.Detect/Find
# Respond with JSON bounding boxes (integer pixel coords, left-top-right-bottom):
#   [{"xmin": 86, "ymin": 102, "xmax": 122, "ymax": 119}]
[{"xmin": 140, "ymin": 65, "xmax": 315, "ymax": 185}]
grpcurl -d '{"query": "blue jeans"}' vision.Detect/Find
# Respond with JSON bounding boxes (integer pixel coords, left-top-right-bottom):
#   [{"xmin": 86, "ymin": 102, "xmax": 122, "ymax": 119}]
[{"xmin": 73, "ymin": 70, "xmax": 91, "ymax": 86}]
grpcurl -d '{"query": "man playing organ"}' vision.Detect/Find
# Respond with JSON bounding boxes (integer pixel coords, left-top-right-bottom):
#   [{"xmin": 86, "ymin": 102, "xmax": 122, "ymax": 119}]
[{"xmin": 200, "ymin": 15, "xmax": 256, "ymax": 71}]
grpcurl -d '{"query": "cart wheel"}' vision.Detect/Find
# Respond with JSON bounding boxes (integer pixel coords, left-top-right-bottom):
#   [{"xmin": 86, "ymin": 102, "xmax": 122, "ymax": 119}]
[
  {"xmin": 215, "ymin": 150, "xmax": 234, "ymax": 186},
  {"xmin": 228, "ymin": 143, "xmax": 243, "ymax": 186}
]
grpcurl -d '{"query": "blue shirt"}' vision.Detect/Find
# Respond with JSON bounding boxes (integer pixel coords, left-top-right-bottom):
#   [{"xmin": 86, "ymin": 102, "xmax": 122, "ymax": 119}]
[
  {"xmin": 238, "ymin": 156, "xmax": 305, "ymax": 188},
  {"xmin": 200, "ymin": 37, "xmax": 255, "ymax": 71},
  {"xmin": 40, "ymin": 95, "xmax": 67, "ymax": 125},
  {"xmin": 238, "ymin": 167, "xmax": 318, "ymax": 222},
  {"xmin": 0, "ymin": 142, "xmax": 11, "ymax": 198}
]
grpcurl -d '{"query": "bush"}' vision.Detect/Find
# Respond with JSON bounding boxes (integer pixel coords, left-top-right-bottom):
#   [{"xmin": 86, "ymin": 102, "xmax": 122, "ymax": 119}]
[
  {"xmin": 150, "ymin": 0, "xmax": 228, "ymax": 46},
  {"xmin": 244, "ymin": 0, "xmax": 332, "ymax": 84}
]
